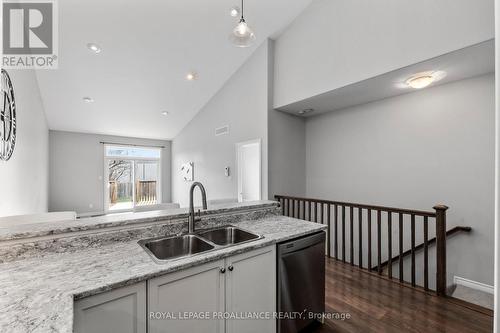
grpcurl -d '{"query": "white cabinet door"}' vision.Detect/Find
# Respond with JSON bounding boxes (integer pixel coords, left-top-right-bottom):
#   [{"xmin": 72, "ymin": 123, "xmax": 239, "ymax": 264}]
[
  {"xmin": 148, "ymin": 259, "xmax": 225, "ymax": 333},
  {"xmin": 74, "ymin": 282, "xmax": 147, "ymax": 333},
  {"xmin": 225, "ymin": 246, "xmax": 276, "ymax": 333}
]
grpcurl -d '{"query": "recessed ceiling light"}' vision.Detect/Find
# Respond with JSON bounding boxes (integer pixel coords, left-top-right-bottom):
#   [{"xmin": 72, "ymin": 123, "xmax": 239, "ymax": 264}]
[
  {"xmin": 186, "ymin": 72, "xmax": 197, "ymax": 81},
  {"xmin": 161, "ymin": 111, "xmax": 169, "ymax": 116},
  {"xmin": 230, "ymin": 6, "xmax": 240, "ymax": 17},
  {"xmin": 406, "ymin": 71, "xmax": 446, "ymax": 89},
  {"xmin": 83, "ymin": 97, "xmax": 94, "ymax": 103},
  {"xmin": 86, "ymin": 43, "xmax": 102, "ymax": 54},
  {"xmin": 298, "ymin": 108, "xmax": 314, "ymax": 115}
]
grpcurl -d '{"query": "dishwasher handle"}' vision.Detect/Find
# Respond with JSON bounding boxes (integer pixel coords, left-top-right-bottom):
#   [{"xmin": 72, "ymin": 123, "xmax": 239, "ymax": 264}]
[{"xmin": 278, "ymin": 231, "xmax": 325, "ymax": 255}]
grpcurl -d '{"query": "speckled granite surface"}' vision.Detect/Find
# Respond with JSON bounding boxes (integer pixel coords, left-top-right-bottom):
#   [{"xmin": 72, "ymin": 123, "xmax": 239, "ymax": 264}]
[
  {"xmin": 0, "ymin": 215, "xmax": 326, "ymax": 333},
  {"xmin": 0, "ymin": 207, "xmax": 278, "ymax": 263},
  {"xmin": 0, "ymin": 200, "xmax": 278, "ymax": 241}
]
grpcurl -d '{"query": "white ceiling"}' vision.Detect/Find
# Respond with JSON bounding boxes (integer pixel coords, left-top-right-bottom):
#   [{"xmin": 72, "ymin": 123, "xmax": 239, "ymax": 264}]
[
  {"xmin": 277, "ymin": 39, "xmax": 495, "ymax": 117},
  {"xmin": 36, "ymin": 0, "xmax": 311, "ymax": 140}
]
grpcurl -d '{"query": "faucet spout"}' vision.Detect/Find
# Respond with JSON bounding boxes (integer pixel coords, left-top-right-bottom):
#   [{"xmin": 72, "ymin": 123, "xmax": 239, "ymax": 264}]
[{"xmin": 188, "ymin": 182, "xmax": 207, "ymax": 233}]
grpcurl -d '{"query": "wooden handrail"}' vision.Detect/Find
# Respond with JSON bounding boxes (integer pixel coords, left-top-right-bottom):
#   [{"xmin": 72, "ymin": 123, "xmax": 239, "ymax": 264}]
[
  {"xmin": 274, "ymin": 195, "xmax": 436, "ymax": 217},
  {"xmin": 372, "ymin": 226, "xmax": 471, "ymax": 271},
  {"xmin": 275, "ymin": 195, "xmax": 453, "ymax": 296}
]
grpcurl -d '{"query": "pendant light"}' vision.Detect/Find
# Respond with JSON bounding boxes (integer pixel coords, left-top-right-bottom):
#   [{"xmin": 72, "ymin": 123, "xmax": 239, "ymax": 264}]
[{"xmin": 229, "ymin": 0, "xmax": 256, "ymax": 47}]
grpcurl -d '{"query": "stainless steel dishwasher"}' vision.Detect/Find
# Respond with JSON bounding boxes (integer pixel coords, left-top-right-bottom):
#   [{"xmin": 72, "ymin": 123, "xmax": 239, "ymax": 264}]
[{"xmin": 277, "ymin": 231, "xmax": 326, "ymax": 333}]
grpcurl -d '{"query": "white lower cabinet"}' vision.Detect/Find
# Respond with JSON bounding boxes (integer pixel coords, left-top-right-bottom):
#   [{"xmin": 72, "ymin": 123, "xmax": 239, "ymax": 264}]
[
  {"xmin": 225, "ymin": 246, "xmax": 276, "ymax": 333},
  {"xmin": 74, "ymin": 246, "xmax": 276, "ymax": 333},
  {"xmin": 74, "ymin": 282, "xmax": 147, "ymax": 333},
  {"xmin": 148, "ymin": 259, "xmax": 226, "ymax": 333}
]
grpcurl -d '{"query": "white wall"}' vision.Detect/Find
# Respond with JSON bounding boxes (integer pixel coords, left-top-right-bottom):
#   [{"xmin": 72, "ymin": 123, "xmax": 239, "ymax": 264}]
[
  {"xmin": 0, "ymin": 70, "xmax": 49, "ymax": 217},
  {"xmin": 172, "ymin": 41, "xmax": 272, "ymax": 207},
  {"xmin": 306, "ymin": 74, "xmax": 495, "ymax": 286},
  {"xmin": 274, "ymin": 0, "xmax": 494, "ymax": 108},
  {"xmin": 49, "ymin": 131, "xmax": 172, "ymax": 214}
]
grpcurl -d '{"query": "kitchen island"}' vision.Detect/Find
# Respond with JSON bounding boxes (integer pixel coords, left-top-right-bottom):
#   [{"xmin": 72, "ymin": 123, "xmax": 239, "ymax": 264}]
[{"xmin": 0, "ymin": 201, "xmax": 326, "ymax": 332}]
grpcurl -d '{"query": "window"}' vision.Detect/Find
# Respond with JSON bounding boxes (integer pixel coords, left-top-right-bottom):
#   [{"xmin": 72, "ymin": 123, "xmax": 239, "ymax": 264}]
[{"xmin": 104, "ymin": 145, "xmax": 161, "ymax": 212}]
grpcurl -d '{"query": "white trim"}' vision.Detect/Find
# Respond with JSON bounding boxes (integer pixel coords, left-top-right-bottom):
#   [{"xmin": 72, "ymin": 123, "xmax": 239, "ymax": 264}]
[
  {"xmin": 454, "ymin": 276, "xmax": 494, "ymax": 295},
  {"xmin": 236, "ymin": 139, "xmax": 262, "ymax": 202}
]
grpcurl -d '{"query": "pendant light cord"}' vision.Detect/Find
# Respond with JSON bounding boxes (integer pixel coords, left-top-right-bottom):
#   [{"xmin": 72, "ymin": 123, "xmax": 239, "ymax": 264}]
[{"xmin": 241, "ymin": 0, "xmax": 244, "ymax": 19}]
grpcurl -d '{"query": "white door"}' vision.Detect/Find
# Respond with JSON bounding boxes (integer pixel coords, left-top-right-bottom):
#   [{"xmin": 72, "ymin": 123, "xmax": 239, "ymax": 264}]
[
  {"xmin": 225, "ymin": 246, "xmax": 276, "ymax": 333},
  {"xmin": 148, "ymin": 260, "xmax": 225, "ymax": 333},
  {"xmin": 237, "ymin": 139, "xmax": 261, "ymax": 202}
]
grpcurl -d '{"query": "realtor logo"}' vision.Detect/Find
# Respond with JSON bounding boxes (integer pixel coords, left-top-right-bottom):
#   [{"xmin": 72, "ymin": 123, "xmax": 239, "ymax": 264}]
[{"xmin": 2, "ymin": 0, "xmax": 58, "ymax": 69}]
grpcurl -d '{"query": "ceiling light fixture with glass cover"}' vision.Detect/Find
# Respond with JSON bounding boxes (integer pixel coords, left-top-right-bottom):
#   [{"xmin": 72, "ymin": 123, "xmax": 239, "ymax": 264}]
[
  {"xmin": 405, "ymin": 71, "xmax": 446, "ymax": 89},
  {"xmin": 229, "ymin": 0, "xmax": 256, "ymax": 48}
]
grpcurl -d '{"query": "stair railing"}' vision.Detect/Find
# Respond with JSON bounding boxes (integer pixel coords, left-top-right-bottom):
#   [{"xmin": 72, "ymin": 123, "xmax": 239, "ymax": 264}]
[{"xmin": 274, "ymin": 195, "xmax": 465, "ymax": 296}]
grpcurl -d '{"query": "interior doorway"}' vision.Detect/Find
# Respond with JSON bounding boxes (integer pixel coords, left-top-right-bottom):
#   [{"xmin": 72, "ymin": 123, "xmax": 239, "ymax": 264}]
[{"xmin": 236, "ymin": 139, "xmax": 261, "ymax": 202}]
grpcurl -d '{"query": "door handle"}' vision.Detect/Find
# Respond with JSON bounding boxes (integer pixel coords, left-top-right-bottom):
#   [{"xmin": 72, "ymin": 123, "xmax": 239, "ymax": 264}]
[
  {"xmin": 228, "ymin": 265, "xmax": 234, "ymax": 271},
  {"xmin": 220, "ymin": 268, "xmax": 226, "ymax": 274}
]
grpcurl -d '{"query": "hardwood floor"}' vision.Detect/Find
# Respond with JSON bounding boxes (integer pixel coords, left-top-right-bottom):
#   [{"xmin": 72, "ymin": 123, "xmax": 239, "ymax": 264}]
[{"xmin": 309, "ymin": 258, "xmax": 493, "ymax": 333}]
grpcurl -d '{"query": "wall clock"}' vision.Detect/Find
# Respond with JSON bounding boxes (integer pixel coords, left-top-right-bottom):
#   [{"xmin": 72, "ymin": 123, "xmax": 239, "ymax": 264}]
[{"xmin": 0, "ymin": 69, "xmax": 16, "ymax": 161}]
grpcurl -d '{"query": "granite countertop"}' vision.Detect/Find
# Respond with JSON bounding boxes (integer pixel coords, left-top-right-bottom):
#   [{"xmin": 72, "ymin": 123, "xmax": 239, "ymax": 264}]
[
  {"xmin": 0, "ymin": 215, "xmax": 326, "ymax": 333},
  {"xmin": 0, "ymin": 200, "xmax": 278, "ymax": 241}
]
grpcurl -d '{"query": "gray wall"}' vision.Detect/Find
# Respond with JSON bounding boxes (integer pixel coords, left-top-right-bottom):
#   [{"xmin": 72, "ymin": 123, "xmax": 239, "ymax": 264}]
[
  {"xmin": 0, "ymin": 70, "xmax": 49, "ymax": 217},
  {"xmin": 268, "ymin": 109, "xmax": 306, "ymax": 199},
  {"xmin": 267, "ymin": 38, "xmax": 307, "ymax": 200},
  {"xmin": 305, "ymin": 74, "xmax": 495, "ymax": 286},
  {"xmin": 172, "ymin": 41, "xmax": 272, "ymax": 207},
  {"xmin": 49, "ymin": 131, "xmax": 171, "ymax": 214},
  {"xmin": 273, "ymin": 0, "xmax": 494, "ymax": 108},
  {"xmin": 495, "ymin": 0, "xmax": 500, "ymax": 328}
]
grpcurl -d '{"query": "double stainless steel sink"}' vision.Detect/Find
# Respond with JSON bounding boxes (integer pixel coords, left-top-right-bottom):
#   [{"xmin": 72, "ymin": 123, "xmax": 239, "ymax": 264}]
[{"xmin": 138, "ymin": 226, "xmax": 263, "ymax": 263}]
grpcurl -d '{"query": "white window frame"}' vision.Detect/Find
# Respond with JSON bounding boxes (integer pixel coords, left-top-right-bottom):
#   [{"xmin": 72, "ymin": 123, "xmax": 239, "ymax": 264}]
[{"xmin": 103, "ymin": 144, "xmax": 162, "ymax": 213}]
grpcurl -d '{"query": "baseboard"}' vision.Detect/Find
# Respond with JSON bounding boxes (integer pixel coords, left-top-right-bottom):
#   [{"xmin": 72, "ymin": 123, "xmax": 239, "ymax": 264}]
[{"xmin": 453, "ymin": 276, "xmax": 494, "ymax": 295}]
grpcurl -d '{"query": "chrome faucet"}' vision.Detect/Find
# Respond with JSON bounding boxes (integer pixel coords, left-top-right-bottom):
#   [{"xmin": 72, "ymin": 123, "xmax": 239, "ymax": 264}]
[{"xmin": 188, "ymin": 182, "xmax": 207, "ymax": 234}]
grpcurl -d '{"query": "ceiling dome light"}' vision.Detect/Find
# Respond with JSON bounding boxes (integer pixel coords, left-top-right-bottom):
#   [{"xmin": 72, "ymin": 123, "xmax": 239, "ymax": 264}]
[
  {"xmin": 86, "ymin": 43, "xmax": 102, "ymax": 54},
  {"xmin": 406, "ymin": 71, "xmax": 447, "ymax": 89},
  {"xmin": 161, "ymin": 111, "xmax": 169, "ymax": 116},
  {"xmin": 229, "ymin": 0, "xmax": 256, "ymax": 48},
  {"xmin": 406, "ymin": 75, "xmax": 434, "ymax": 89},
  {"xmin": 229, "ymin": 6, "xmax": 240, "ymax": 17},
  {"xmin": 83, "ymin": 97, "xmax": 94, "ymax": 103}
]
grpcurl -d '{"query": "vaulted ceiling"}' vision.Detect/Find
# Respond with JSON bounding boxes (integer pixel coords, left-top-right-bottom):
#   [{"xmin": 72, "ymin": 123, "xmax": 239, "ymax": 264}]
[{"xmin": 36, "ymin": 0, "xmax": 311, "ymax": 140}]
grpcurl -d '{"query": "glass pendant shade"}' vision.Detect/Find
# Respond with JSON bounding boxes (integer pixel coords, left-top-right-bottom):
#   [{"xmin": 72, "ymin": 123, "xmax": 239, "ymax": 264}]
[{"xmin": 229, "ymin": 18, "xmax": 256, "ymax": 47}]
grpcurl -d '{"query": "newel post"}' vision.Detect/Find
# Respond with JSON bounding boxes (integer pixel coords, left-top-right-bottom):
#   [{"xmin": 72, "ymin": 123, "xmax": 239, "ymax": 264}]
[{"xmin": 434, "ymin": 204, "xmax": 449, "ymax": 296}]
